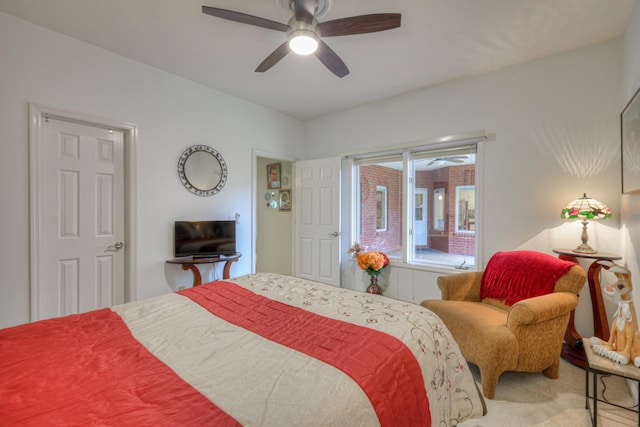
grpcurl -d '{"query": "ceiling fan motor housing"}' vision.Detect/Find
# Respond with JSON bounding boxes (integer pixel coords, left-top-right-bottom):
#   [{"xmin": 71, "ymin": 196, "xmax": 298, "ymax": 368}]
[{"xmin": 287, "ymin": 16, "xmax": 320, "ymax": 54}]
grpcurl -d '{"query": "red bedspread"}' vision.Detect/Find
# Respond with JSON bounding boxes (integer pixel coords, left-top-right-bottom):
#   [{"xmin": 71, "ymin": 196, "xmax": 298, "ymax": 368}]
[
  {"xmin": 0, "ymin": 278, "xmax": 435, "ymax": 426},
  {"xmin": 0, "ymin": 308, "xmax": 240, "ymax": 426}
]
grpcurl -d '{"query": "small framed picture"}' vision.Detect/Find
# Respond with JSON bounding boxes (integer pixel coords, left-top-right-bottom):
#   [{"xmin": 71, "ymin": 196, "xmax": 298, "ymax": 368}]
[
  {"xmin": 267, "ymin": 163, "xmax": 281, "ymax": 189},
  {"xmin": 279, "ymin": 189, "xmax": 291, "ymax": 211}
]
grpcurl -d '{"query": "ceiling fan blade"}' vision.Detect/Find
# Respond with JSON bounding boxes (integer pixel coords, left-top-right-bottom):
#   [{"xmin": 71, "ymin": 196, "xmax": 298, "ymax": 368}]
[
  {"xmin": 293, "ymin": 0, "xmax": 315, "ymax": 24},
  {"xmin": 319, "ymin": 13, "xmax": 401, "ymax": 37},
  {"xmin": 314, "ymin": 41, "xmax": 349, "ymax": 78},
  {"xmin": 255, "ymin": 42, "xmax": 291, "ymax": 73},
  {"xmin": 202, "ymin": 6, "xmax": 289, "ymax": 32}
]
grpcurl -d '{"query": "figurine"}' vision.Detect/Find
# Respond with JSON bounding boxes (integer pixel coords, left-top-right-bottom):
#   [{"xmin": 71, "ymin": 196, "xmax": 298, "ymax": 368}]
[{"xmin": 590, "ymin": 260, "xmax": 640, "ymax": 367}]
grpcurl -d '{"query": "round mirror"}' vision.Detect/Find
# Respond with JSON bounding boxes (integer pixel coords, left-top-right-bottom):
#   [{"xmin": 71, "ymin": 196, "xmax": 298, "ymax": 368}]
[{"xmin": 178, "ymin": 145, "xmax": 227, "ymax": 196}]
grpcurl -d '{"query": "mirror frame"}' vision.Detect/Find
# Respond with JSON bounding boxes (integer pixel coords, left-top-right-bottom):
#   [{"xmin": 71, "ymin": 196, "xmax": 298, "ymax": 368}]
[{"xmin": 177, "ymin": 145, "xmax": 228, "ymax": 196}]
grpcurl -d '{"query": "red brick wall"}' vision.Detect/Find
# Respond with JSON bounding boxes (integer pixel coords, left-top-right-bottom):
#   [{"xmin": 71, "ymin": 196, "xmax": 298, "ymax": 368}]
[{"xmin": 359, "ymin": 165, "xmax": 402, "ymax": 253}]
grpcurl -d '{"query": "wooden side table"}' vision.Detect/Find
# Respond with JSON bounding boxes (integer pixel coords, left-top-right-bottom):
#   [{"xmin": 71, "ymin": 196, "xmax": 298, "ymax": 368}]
[
  {"xmin": 552, "ymin": 249, "xmax": 621, "ymax": 368},
  {"xmin": 585, "ymin": 344, "xmax": 640, "ymax": 426},
  {"xmin": 166, "ymin": 252, "xmax": 241, "ymax": 287}
]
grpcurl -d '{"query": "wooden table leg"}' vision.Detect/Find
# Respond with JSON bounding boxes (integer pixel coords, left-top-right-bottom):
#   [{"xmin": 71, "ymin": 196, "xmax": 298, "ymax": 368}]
[
  {"xmin": 222, "ymin": 259, "xmax": 238, "ymax": 279},
  {"xmin": 587, "ymin": 261, "xmax": 610, "ymax": 341},
  {"xmin": 182, "ymin": 264, "xmax": 202, "ymax": 287},
  {"xmin": 557, "ymin": 253, "xmax": 610, "ymax": 368}
]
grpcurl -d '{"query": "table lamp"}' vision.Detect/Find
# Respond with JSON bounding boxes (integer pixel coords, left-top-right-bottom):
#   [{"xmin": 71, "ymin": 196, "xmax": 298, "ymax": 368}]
[{"xmin": 561, "ymin": 193, "xmax": 611, "ymax": 254}]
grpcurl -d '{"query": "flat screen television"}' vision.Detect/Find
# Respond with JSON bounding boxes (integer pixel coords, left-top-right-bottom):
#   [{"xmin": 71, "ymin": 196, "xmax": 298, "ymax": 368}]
[{"xmin": 174, "ymin": 220, "xmax": 236, "ymax": 258}]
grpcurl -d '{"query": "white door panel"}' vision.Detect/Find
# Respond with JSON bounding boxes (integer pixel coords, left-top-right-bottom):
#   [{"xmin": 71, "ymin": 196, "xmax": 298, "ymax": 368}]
[
  {"xmin": 35, "ymin": 117, "xmax": 125, "ymax": 320},
  {"xmin": 294, "ymin": 158, "xmax": 340, "ymax": 287},
  {"xmin": 299, "ymin": 237, "xmax": 313, "ymax": 276}
]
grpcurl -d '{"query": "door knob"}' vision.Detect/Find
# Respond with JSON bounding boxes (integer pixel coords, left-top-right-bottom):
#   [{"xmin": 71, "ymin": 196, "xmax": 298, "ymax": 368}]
[
  {"xmin": 329, "ymin": 232, "xmax": 339, "ymax": 237},
  {"xmin": 107, "ymin": 241, "xmax": 124, "ymax": 250}
]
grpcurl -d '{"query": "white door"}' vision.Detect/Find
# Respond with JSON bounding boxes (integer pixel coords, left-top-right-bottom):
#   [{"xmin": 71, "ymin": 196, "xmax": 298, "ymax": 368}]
[
  {"xmin": 33, "ymin": 116, "xmax": 126, "ymax": 321},
  {"xmin": 414, "ymin": 188, "xmax": 428, "ymax": 246},
  {"xmin": 294, "ymin": 157, "xmax": 341, "ymax": 287}
]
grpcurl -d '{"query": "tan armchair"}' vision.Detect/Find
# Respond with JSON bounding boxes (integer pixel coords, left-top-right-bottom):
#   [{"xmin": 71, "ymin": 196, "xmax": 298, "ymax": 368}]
[{"xmin": 421, "ymin": 250, "xmax": 586, "ymax": 399}]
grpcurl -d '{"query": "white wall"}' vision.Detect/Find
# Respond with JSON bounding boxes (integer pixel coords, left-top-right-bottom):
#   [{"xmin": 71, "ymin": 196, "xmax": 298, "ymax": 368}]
[
  {"xmin": 0, "ymin": 12, "xmax": 304, "ymax": 328},
  {"xmin": 306, "ymin": 38, "xmax": 624, "ymax": 336},
  {"xmin": 621, "ymin": 2, "xmax": 640, "ymax": 319}
]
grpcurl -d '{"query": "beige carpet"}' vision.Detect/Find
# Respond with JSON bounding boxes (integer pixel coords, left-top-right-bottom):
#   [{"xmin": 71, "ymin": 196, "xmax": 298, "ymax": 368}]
[{"xmin": 459, "ymin": 359, "xmax": 638, "ymax": 427}]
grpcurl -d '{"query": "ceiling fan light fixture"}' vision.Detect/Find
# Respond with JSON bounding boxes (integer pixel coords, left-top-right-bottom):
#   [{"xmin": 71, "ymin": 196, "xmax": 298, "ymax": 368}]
[{"xmin": 288, "ymin": 29, "xmax": 319, "ymax": 55}]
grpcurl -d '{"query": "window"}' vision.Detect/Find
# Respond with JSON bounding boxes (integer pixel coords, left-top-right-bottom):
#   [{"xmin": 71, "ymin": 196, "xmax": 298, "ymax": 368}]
[
  {"xmin": 376, "ymin": 186, "xmax": 387, "ymax": 231},
  {"xmin": 351, "ymin": 136, "xmax": 482, "ymax": 270},
  {"xmin": 433, "ymin": 188, "xmax": 445, "ymax": 231}
]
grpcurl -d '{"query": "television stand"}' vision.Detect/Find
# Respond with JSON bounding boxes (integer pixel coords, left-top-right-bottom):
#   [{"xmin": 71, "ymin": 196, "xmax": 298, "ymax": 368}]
[{"xmin": 166, "ymin": 252, "xmax": 241, "ymax": 287}]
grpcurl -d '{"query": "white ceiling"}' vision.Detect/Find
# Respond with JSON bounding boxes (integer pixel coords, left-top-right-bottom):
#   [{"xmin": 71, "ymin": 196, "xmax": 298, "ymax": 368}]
[{"xmin": 0, "ymin": 0, "xmax": 635, "ymax": 120}]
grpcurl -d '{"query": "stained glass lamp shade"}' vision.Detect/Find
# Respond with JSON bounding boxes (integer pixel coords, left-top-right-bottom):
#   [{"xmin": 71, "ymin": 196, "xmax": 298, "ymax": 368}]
[{"xmin": 561, "ymin": 193, "xmax": 612, "ymax": 254}]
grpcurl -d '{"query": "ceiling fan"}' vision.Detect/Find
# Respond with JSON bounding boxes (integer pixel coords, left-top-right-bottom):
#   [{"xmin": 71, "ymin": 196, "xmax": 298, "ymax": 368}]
[
  {"xmin": 202, "ymin": 0, "xmax": 401, "ymax": 78},
  {"xmin": 425, "ymin": 156, "xmax": 469, "ymax": 167}
]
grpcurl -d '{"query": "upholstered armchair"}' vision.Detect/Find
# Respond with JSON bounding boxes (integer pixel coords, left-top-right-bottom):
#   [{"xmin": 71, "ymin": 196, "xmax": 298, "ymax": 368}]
[{"xmin": 421, "ymin": 250, "xmax": 586, "ymax": 399}]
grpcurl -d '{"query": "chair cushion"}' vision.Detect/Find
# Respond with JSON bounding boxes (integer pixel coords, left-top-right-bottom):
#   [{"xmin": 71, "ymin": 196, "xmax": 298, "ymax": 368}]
[
  {"xmin": 480, "ymin": 251, "xmax": 575, "ymax": 306},
  {"xmin": 424, "ymin": 300, "xmax": 508, "ymax": 334},
  {"xmin": 422, "ymin": 299, "xmax": 518, "ymax": 366}
]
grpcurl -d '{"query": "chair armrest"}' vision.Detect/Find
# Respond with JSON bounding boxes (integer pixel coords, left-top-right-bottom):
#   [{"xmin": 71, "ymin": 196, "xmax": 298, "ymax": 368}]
[
  {"xmin": 507, "ymin": 292, "xmax": 578, "ymax": 327},
  {"xmin": 437, "ymin": 271, "xmax": 483, "ymax": 301},
  {"xmin": 554, "ymin": 265, "xmax": 587, "ymax": 295}
]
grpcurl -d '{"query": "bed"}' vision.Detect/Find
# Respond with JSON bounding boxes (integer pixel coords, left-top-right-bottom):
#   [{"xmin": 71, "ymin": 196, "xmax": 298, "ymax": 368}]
[{"xmin": 0, "ymin": 273, "xmax": 485, "ymax": 426}]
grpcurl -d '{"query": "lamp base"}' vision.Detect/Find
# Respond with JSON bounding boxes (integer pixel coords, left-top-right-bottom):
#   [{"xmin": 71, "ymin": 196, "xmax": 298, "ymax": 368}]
[
  {"xmin": 574, "ymin": 219, "xmax": 597, "ymax": 254},
  {"xmin": 573, "ymin": 243, "xmax": 597, "ymax": 254}
]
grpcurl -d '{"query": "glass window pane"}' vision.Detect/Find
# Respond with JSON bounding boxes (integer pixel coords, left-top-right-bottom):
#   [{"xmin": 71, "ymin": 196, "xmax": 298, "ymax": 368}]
[
  {"xmin": 456, "ymin": 186, "xmax": 475, "ymax": 232},
  {"xmin": 376, "ymin": 186, "xmax": 387, "ymax": 231},
  {"xmin": 411, "ymin": 152, "xmax": 476, "ymax": 268},
  {"xmin": 357, "ymin": 163, "xmax": 403, "ymax": 258},
  {"xmin": 433, "ymin": 188, "xmax": 445, "ymax": 231}
]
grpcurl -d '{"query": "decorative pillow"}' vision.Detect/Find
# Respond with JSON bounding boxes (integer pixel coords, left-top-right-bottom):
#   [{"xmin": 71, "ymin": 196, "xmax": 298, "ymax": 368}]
[{"xmin": 480, "ymin": 250, "xmax": 576, "ymax": 306}]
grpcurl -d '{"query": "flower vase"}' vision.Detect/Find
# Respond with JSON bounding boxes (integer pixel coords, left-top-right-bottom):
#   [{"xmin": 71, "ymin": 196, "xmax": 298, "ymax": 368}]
[{"xmin": 366, "ymin": 274, "xmax": 382, "ymax": 295}]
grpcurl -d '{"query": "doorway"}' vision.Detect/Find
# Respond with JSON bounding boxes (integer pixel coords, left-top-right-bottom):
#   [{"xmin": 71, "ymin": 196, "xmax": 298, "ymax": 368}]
[
  {"xmin": 252, "ymin": 152, "xmax": 341, "ymax": 286},
  {"xmin": 29, "ymin": 104, "xmax": 137, "ymax": 321},
  {"xmin": 255, "ymin": 156, "xmax": 293, "ymax": 275}
]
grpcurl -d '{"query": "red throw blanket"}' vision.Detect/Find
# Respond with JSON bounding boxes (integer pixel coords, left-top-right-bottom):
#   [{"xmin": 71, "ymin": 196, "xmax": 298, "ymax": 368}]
[
  {"xmin": 480, "ymin": 250, "xmax": 576, "ymax": 306},
  {"xmin": 0, "ymin": 308, "xmax": 239, "ymax": 426},
  {"xmin": 182, "ymin": 281, "xmax": 432, "ymax": 427}
]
